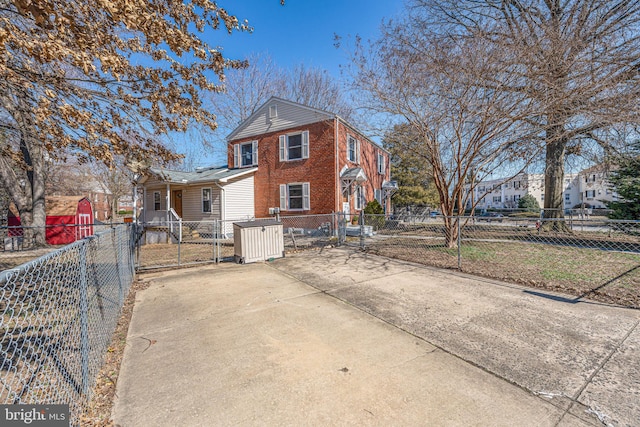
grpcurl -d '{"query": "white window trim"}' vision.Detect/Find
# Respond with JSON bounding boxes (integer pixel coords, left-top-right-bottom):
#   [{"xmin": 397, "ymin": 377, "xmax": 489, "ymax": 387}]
[
  {"xmin": 377, "ymin": 152, "xmax": 386, "ymax": 175},
  {"xmin": 354, "ymin": 185, "xmax": 364, "ymax": 210},
  {"xmin": 279, "ymin": 131, "xmax": 309, "ymax": 162},
  {"xmin": 347, "ymin": 135, "xmax": 360, "ymax": 164},
  {"xmin": 153, "ymin": 191, "xmax": 161, "ymax": 211},
  {"xmin": 202, "ymin": 187, "xmax": 212, "ymax": 213},
  {"xmin": 269, "ymin": 104, "xmax": 277, "ymax": 119},
  {"xmin": 234, "ymin": 140, "xmax": 258, "ymax": 168},
  {"xmin": 279, "ymin": 182, "xmax": 310, "ymax": 211}
]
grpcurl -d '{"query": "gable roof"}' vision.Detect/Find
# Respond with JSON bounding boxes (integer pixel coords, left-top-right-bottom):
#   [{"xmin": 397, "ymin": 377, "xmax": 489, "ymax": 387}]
[
  {"xmin": 8, "ymin": 196, "xmax": 91, "ymax": 217},
  {"xmin": 226, "ymin": 96, "xmax": 336, "ymax": 142},
  {"xmin": 226, "ymin": 96, "xmax": 391, "ymax": 155},
  {"xmin": 139, "ymin": 165, "xmax": 256, "ymax": 185}
]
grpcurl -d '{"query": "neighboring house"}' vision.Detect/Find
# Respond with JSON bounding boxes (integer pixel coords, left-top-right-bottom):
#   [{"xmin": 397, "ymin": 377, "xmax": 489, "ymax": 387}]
[
  {"xmin": 467, "ymin": 166, "xmax": 615, "ymax": 211},
  {"xmin": 226, "ymin": 97, "xmax": 396, "ymax": 217},
  {"xmin": 135, "ymin": 166, "xmax": 256, "ymax": 225},
  {"xmin": 8, "ymin": 196, "xmax": 94, "ymax": 245},
  {"xmin": 577, "ymin": 165, "xmax": 618, "ymax": 209}
]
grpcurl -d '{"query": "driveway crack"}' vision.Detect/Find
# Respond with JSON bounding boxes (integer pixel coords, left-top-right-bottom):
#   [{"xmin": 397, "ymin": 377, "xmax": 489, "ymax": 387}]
[{"xmin": 554, "ymin": 318, "xmax": 640, "ymax": 426}]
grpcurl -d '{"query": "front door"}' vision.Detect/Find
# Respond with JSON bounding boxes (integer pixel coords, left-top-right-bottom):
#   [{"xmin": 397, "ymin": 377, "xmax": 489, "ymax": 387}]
[{"xmin": 172, "ymin": 190, "xmax": 183, "ymax": 218}]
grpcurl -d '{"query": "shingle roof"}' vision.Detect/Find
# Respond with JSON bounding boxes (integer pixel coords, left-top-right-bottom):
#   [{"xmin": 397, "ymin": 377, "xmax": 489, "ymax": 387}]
[{"xmin": 147, "ymin": 166, "xmax": 257, "ymax": 184}]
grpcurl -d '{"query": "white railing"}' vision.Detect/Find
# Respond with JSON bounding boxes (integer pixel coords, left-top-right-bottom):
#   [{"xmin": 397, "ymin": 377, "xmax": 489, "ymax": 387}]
[{"xmin": 168, "ymin": 208, "xmax": 182, "ymax": 242}]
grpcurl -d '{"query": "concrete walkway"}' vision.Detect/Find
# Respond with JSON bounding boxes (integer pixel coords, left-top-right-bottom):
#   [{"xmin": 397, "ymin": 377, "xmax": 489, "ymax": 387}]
[{"xmin": 113, "ymin": 248, "xmax": 639, "ymax": 426}]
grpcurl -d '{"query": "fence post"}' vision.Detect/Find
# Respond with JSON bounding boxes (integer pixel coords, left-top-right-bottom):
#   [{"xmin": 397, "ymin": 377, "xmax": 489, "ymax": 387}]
[
  {"xmin": 359, "ymin": 211, "xmax": 365, "ymax": 250},
  {"xmin": 78, "ymin": 241, "xmax": 90, "ymax": 395},
  {"xmin": 457, "ymin": 216, "xmax": 462, "ymax": 270},
  {"xmin": 214, "ymin": 220, "xmax": 220, "ymax": 264}
]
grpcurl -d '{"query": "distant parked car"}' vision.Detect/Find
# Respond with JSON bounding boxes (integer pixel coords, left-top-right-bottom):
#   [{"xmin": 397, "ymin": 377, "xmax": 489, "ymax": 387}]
[
  {"xmin": 429, "ymin": 211, "xmax": 439, "ymax": 218},
  {"xmin": 478, "ymin": 212, "xmax": 504, "ymax": 223}
]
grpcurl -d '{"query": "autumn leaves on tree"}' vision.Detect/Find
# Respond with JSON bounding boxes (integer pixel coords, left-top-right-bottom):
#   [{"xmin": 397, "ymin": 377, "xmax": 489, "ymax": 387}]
[{"xmin": 0, "ymin": 0, "xmax": 249, "ymax": 244}]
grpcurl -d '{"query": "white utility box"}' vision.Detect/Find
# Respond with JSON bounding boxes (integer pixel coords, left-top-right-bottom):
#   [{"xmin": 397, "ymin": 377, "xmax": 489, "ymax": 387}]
[{"xmin": 233, "ymin": 220, "xmax": 284, "ymax": 264}]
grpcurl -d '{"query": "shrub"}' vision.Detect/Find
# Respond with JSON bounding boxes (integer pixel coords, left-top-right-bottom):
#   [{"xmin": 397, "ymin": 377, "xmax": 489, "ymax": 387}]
[
  {"xmin": 518, "ymin": 194, "xmax": 541, "ymax": 212},
  {"xmin": 363, "ymin": 199, "xmax": 385, "ymax": 229}
]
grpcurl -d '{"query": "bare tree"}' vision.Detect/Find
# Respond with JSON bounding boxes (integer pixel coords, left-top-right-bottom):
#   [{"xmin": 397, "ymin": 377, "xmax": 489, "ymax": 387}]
[
  {"xmin": 350, "ymin": 24, "xmax": 537, "ymax": 247},
  {"xmin": 94, "ymin": 160, "xmax": 134, "ymax": 221},
  {"xmin": 283, "ymin": 64, "xmax": 354, "ymax": 120},
  {"xmin": 208, "ymin": 54, "xmax": 354, "ymax": 144},
  {"xmin": 409, "ymin": 0, "xmax": 640, "ymax": 228},
  {"xmin": 0, "ymin": 0, "xmax": 251, "ymax": 245},
  {"xmin": 208, "ymin": 53, "xmax": 288, "ymax": 133}
]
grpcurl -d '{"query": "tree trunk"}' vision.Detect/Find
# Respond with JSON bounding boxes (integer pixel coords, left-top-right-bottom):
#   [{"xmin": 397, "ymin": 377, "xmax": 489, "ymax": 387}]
[
  {"xmin": 542, "ymin": 136, "xmax": 571, "ymax": 232},
  {"xmin": 0, "ymin": 136, "xmax": 47, "ymax": 247}
]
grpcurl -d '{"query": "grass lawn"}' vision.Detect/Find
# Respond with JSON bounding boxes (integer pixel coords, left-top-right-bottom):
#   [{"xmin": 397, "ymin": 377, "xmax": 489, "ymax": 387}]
[{"xmin": 367, "ymin": 237, "xmax": 640, "ymax": 308}]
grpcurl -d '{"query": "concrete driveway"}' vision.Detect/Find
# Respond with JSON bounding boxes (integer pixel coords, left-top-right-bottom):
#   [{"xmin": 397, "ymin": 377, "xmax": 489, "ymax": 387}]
[{"xmin": 113, "ymin": 248, "xmax": 639, "ymax": 426}]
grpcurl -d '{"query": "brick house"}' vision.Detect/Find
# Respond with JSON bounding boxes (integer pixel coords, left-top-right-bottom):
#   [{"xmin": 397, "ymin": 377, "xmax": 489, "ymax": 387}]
[{"xmin": 227, "ymin": 97, "xmax": 396, "ymax": 217}]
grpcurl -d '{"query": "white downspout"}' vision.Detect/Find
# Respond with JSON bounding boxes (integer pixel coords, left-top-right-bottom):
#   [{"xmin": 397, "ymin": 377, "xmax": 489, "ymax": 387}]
[
  {"xmin": 214, "ymin": 181, "xmax": 225, "ymax": 234},
  {"xmin": 335, "ymin": 117, "xmax": 340, "ymax": 213},
  {"xmin": 165, "ymin": 183, "xmax": 170, "ymax": 223},
  {"xmin": 133, "ymin": 185, "xmax": 138, "ymax": 224}
]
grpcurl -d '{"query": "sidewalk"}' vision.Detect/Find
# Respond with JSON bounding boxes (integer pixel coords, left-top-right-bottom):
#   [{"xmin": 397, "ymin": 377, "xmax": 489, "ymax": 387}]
[{"xmin": 113, "ymin": 248, "xmax": 639, "ymax": 426}]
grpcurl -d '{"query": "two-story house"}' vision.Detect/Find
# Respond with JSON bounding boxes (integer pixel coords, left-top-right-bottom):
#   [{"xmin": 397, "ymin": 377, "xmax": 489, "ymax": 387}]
[{"xmin": 227, "ymin": 97, "xmax": 395, "ymax": 217}]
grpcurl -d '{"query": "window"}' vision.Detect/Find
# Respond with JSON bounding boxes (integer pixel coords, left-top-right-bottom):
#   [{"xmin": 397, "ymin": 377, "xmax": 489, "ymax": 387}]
[
  {"xmin": 377, "ymin": 152, "xmax": 386, "ymax": 175},
  {"xmin": 279, "ymin": 131, "xmax": 309, "ymax": 161},
  {"xmin": 202, "ymin": 188, "xmax": 212, "ymax": 213},
  {"xmin": 355, "ymin": 185, "xmax": 364, "ymax": 210},
  {"xmin": 347, "ymin": 136, "xmax": 360, "ymax": 163},
  {"xmin": 478, "ymin": 186, "xmax": 485, "ymax": 193},
  {"xmin": 514, "ymin": 181, "xmax": 521, "ymax": 189},
  {"xmin": 493, "ymin": 196, "xmax": 501, "ymax": 203},
  {"xmin": 513, "ymin": 195, "xmax": 520, "ymax": 202},
  {"xmin": 269, "ymin": 104, "xmax": 277, "ymax": 119},
  {"xmin": 541, "ymin": 194, "xmax": 544, "ymax": 201},
  {"xmin": 279, "ymin": 183, "xmax": 310, "ymax": 211},
  {"xmin": 585, "ymin": 190, "xmax": 596, "ymax": 198},
  {"xmin": 374, "ymin": 189, "xmax": 382, "ymax": 205},
  {"xmin": 565, "ymin": 193, "xmax": 571, "ymax": 201},
  {"xmin": 153, "ymin": 191, "xmax": 161, "ymax": 211},
  {"xmin": 233, "ymin": 140, "xmax": 258, "ymax": 168}
]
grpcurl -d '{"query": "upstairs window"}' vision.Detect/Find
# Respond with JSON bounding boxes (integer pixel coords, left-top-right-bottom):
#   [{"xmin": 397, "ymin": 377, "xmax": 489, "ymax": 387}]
[
  {"xmin": 377, "ymin": 152, "xmax": 386, "ymax": 175},
  {"xmin": 347, "ymin": 136, "xmax": 360, "ymax": 163},
  {"xmin": 202, "ymin": 188, "xmax": 212, "ymax": 213},
  {"xmin": 234, "ymin": 141, "xmax": 258, "ymax": 168},
  {"xmin": 279, "ymin": 131, "xmax": 309, "ymax": 161}
]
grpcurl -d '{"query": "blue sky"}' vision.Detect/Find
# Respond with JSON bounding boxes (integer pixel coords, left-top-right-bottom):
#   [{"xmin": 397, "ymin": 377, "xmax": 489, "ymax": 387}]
[
  {"xmin": 172, "ymin": 1, "xmax": 404, "ymax": 166},
  {"xmin": 208, "ymin": 1, "xmax": 404, "ymax": 79}
]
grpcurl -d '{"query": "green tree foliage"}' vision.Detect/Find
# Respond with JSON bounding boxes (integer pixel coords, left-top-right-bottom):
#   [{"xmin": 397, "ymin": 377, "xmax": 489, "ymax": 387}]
[
  {"xmin": 518, "ymin": 194, "xmax": 541, "ymax": 213},
  {"xmin": 606, "ymin": 145, "xmax": 640, "ymax": 220},
  {"xmin": 363, "ymin": 199, "xmax": 385, "ymax": 229},
  {"xmin": 383, "ymin": 124, "xmax": 440, "ymax": 208}
]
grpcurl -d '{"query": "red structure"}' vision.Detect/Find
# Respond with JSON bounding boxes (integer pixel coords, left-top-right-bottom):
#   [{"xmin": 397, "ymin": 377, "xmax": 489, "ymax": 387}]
[{"xmin": 8, "ymin": 196, "xmax": 94, "ymax": 245}]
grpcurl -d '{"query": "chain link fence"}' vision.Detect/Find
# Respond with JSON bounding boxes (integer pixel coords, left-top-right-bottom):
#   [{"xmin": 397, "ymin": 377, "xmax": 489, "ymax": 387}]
[
  {"xmin": 134, "ymin": 215, "xmax": 341, "ymax": 270},
  {"xmin": 361, "ymin": 214, "xmax": 640, "ymax": 307},
  {"xmin": 0, "ymin": 225, "xmax": 135, "ymax": 426},
  {"xmin": 131, "ymin": 212, "xmax": 638, "ymax": 306}
]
